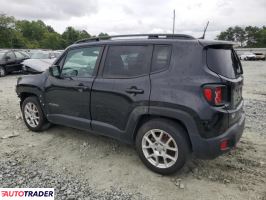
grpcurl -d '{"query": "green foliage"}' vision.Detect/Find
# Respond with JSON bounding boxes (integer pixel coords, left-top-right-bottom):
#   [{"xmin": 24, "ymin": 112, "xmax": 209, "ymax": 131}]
[
  {"xmin": 0, "ymin": 14, "xmax": 109, "ymax": 49},
  {"xmin": 216, "ymin": 26, "xmax": 266, "ymax": 47}
]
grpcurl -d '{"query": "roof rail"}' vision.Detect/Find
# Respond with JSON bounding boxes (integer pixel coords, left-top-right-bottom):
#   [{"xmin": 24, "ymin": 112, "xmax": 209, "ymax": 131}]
[{"xmin": 75, "ymin": 34, "xmax": 195, "ymax": 44}]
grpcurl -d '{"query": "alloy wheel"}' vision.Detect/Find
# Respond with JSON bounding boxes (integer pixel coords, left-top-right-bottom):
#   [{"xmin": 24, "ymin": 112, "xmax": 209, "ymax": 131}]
[{"xmin": 141, "ymin": 129, "xmax": 178, "ymax": 169}]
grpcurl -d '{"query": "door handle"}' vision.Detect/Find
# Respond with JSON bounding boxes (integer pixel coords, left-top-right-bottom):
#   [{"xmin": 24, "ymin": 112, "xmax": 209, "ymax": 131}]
[
  {"xmin": 77, "ymin": 83, "xmax": 88, "ymax": 92},
  {"xmin": 125, "ymin": 86, "xmax": 144, "ymax": 95}
]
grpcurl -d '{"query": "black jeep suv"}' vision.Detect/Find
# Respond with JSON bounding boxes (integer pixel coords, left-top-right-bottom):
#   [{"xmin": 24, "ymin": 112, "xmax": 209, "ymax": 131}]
[{"xmin": 16, "ymin": 34, "xmax": 245, "ymax": 174}]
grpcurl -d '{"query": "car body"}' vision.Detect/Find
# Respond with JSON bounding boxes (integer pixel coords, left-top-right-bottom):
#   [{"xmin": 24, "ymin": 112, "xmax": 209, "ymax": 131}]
[
  {"xmin": 0, "ymin": 50, "xmax": 30, "ymax": 77},
  {"xmin": 22, "ymin": 51, "xmax": 58, "ymax": 73},
  {"xmin": 16, "ymin": 34, "xmax": 245, "ymax": 174},
  {"xmin": 239, "ymin": 52, "xmax": 256, "ymax": 60},
  {"xmin": 254, "ymin": 53, "xmax": 265, "ymax": 60}
]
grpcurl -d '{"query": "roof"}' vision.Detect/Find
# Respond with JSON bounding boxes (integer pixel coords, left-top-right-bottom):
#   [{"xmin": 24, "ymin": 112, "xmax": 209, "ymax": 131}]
[{"xmin": 69, "ymin": 34, "xmax": 236, "ymax": 48}]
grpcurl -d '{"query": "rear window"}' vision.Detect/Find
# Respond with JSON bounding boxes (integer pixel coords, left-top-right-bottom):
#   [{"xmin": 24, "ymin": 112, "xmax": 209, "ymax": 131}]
[{"xmin": 207, "ymin": 48, "xmax": 242, "ymax": 79}]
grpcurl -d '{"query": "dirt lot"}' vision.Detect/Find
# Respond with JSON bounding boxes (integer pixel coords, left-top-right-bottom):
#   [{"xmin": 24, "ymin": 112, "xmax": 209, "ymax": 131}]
[{"xmin": 0, "ymin": 61, "xmax": 266, "ymax": 200}]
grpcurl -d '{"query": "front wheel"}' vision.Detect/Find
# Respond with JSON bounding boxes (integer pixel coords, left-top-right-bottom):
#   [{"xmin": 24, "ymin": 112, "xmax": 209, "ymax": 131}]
[
  {"xmin": 22, "ymin": 96, "xmax": 50, "ymax": 131},
  {"xmin": 136, "ymin": 119, "xmax": 190, "ymax": 175}
]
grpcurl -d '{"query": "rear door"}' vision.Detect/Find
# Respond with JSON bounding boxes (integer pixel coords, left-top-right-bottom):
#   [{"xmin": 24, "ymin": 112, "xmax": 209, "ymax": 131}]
[{"xmin": 91, "ymin": 45, "xmax": 152, "ymax": 136}]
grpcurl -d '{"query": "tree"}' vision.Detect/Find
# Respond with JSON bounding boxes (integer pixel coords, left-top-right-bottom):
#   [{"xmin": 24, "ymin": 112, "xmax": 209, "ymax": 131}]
[
  {"xmin": 216, "ymin": 26, "xmax": 266, "ymax": 47},
  {"xmin": 79, "ymin": 30, "xmax": 91, "ymax": 39},
  {"xmin": 40, "ymin": 32, "xmax": 65, "ymax": 49},
  {"xmin": 62, "ymin": 26, "xmax": 81, "ymax": 46},
  {"xmin": 0, "ymin": 14, "xmax": 16, "ymax": 48},
  {"xmin": 245, "ymin": 26, "xmax": 260, "ymax": 47},
  {"xmin": 217, "ymin": 27, "xmax": 235, "ymax": 41},
  {"xmin": 0, "ymin": 14, "xmax": 113, "ymax": 49},
  {"xmin": 256, "ymin": 27, "xmax": 266, "ymax": 48},
  {"xmin": 234, "ymin": 26, "xmax": 245, "ymax": 46}
]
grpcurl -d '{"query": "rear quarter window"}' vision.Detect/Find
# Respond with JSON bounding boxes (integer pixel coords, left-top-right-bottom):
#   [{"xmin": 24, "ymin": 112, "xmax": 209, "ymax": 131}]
[
  {"xmin": 151, "ymin": 45, "xmax": 171, "ymax": 72},
  {"xmin": 207, "ymin": 48, "xmax": 242, "ymax": 79}
]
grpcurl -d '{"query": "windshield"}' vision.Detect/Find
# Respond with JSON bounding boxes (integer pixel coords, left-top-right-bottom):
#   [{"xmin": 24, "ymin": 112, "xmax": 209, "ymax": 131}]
[
  {"xmin": 31, "ymin": 52, "xmax": 50, "ymax": 59},
  {"xmin": 207, "ymin": 47, "xmax": 243, "ymax": 79}
]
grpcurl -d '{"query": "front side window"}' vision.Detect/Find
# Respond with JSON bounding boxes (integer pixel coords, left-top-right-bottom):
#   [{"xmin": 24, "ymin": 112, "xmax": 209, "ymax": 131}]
[
  {"xmin": 61, "ymin": 46, "xmax": 102, "ymax": 78},
  {"xmin": 103, "ymin": 45, "xmax": 151, "ymax": 78}
]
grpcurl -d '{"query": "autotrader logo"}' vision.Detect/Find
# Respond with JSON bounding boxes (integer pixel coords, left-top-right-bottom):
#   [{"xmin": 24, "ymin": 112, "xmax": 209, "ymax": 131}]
[{"xmin": 0, "ymin": 188, "xmax": 54, "ymax": 199}]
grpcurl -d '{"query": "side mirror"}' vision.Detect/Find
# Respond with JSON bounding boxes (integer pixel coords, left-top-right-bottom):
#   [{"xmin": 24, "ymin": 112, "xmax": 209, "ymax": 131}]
[{"xmin": 49, "ymin": 65, "xmax": 60, "ymax": 77}]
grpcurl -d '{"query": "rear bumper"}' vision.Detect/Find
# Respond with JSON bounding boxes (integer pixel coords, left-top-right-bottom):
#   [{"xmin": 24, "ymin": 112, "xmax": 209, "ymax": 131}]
[{"xmin": 193, "ymin": 112, "xmax": 245, "ymax": 159}]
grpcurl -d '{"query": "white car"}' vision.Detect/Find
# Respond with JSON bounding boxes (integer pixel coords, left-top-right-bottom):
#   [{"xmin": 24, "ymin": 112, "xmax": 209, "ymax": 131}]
[
  {"xmin": 239, "ymin": 52, "xmax": 256, "ymax": 61},
  {"xmin": 22, "ymin": 51, "xmax": 58, "ymax": 73}
]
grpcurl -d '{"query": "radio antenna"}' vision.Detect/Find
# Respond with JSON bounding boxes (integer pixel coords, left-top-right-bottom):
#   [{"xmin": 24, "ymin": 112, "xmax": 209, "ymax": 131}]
[{"xmin": 199, "ymin": 21, "xmax": 209, "ymax": 39}]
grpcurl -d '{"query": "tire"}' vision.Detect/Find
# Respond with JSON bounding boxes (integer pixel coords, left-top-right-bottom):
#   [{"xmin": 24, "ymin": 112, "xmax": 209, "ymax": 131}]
[
  {"xmin": 136, "ymin": 119, "xmax": 190, "ymax": 175},
  {"xmin": 0, "ymin": 66, "xmax": 6, "ymax": 77},
  {"xmin": 21, "ymin": 96, "xmax": 50, "ymax": 132}
]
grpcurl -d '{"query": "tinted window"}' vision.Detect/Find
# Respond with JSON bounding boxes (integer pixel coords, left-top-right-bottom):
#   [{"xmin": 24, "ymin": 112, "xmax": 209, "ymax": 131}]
[
  {"xmin": 152, "ymin": 45, "xmax": 171, "ymax": 72},
  {"xmin": 6, "ymin": 51, "xmax": 15, "ymax": 60},
  {"xmin": 207, "ymin": 48, "xmax": 242, "ymax": 79},
  {"xmin": 103, "ymin": 46, "xmax": 150, "ymax": 78},
  {"xmin": 61, "ymin": 46, "xmax": 102, "ymax": 78}
]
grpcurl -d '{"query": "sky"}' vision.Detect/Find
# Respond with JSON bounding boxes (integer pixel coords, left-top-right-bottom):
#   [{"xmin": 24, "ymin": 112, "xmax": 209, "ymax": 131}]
[{"xmin": 0, "ymin": 0, "xmax": 265, "ymax": 39}]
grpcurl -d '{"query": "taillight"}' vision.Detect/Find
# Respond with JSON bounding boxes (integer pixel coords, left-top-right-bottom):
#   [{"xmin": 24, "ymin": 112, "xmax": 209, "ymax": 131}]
[
  {"xmin": 203, "ymin": 85, "xmax": 226, "ymax": 106},
  {"xmin": 214, "ymin": 87, "xmax": 222, "ymax": 105},
  {"xmin": 203, "ymin": 88, "xmax": 212, "ymax": 102}
]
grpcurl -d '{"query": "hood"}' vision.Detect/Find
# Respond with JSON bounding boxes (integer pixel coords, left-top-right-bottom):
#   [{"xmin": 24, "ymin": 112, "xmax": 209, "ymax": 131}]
[{"xmin": 22, "ymin": 59, "xmax": 55, "ymax": 72}]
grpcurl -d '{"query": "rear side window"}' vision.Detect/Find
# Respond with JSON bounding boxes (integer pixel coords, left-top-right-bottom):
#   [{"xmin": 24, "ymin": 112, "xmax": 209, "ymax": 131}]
[
  {"xmin": 207, "ymin": 48, "xmax": 242, "ymax": 79},
  {"xmin": 103, "ymin": 46, "xmax": 151, "ymax": 78},
  {"xmin": 151, "ymin": 45, "xmax": 171, "ymax": 72}
]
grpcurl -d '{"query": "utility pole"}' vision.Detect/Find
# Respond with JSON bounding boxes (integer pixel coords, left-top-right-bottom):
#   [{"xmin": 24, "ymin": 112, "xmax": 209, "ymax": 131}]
[{"xmin": 172, "ymin": 9, "xmax": 175, "ymax": 34}]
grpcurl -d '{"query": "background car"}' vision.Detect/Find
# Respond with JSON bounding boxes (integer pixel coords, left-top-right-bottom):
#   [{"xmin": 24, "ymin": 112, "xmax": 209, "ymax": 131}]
[
  {"xmin": 239, "ymin": 52, "xmax": 256, "ymax": 60},
  {"xmin": 0, "ymin": 50, "xmax": 29, "ymax": 77},
  {"xmin": 254, "ymin": 53, "xmax": 265, "ymax": 60},
  {"xmin": 22, "ymin": 50, "xmax": 59, "ymax": 73}
]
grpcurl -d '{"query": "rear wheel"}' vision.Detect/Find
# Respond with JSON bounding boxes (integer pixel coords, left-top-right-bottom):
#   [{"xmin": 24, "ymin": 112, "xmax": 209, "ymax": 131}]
[
  {"xmin": 0, "ymin": 66, "xmax": 6, "ymax": 77},
  {"xmin": 22, "ymin": 96, "xmax": 50, "ymax": 131},
  {"xmin": 136, "ymin": 119, "xmax": 190, "ymax": 175}
]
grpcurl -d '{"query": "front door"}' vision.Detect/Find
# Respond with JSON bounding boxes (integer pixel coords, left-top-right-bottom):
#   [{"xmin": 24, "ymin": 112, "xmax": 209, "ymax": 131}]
[{"xmin": 44, "ymin": 46, "xmax": 103, "ymax": 130}]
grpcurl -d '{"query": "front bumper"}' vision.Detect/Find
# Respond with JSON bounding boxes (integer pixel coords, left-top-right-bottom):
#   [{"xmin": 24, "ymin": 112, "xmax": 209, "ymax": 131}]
[{"xmin": 194, "ymin": 112, "xmax": 245, "ymax": 159}]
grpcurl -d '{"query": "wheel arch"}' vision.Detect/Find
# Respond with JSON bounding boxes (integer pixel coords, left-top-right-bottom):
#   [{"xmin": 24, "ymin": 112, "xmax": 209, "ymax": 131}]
[
  {"xmin": 132, "ymin": 106, "xmax": 201, "ymax": 152},
  {"xmin": 17, "ymin": 85, "xmax": 44, "ymax": 109}
]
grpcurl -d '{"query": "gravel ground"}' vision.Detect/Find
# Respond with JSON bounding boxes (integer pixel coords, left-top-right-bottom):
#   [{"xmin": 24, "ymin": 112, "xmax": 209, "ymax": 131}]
[{"xmin": 0, "ymin": 61, "xmax": 266, "ymax": 200}]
